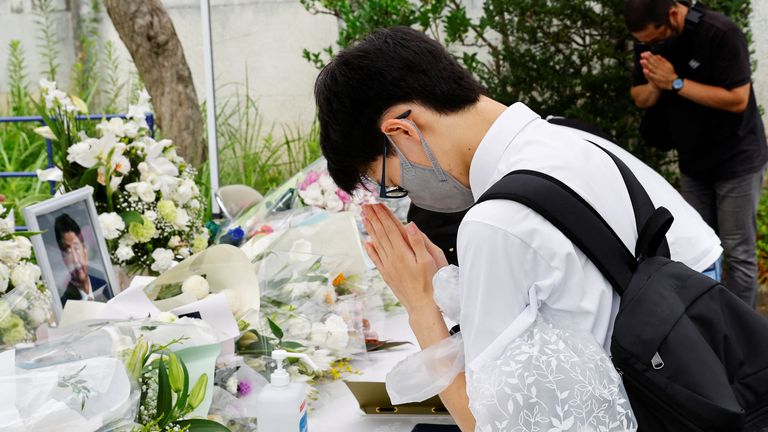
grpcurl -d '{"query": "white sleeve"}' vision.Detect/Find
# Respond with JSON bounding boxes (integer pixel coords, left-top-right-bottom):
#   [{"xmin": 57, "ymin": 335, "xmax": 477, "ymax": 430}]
[{"xmin": 457, "ymin": 217, "xmax": 562, "ymax": 368}]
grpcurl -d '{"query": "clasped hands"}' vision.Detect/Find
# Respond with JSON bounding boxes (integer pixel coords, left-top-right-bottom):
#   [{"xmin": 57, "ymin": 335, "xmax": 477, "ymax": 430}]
[
  {"xmin": 362, "ymin": 204, "xmax": 448, "ymax": 314},
  {"xmin": 640, "ymin": 51, "xmax": 678, "ymax": 91}
]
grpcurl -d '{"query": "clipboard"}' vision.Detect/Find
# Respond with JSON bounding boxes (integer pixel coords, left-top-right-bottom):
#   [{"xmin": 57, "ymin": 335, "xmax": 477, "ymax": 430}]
[{"xmin": 344, "ymin": 381, "xmax": 450, "ymax": 415}]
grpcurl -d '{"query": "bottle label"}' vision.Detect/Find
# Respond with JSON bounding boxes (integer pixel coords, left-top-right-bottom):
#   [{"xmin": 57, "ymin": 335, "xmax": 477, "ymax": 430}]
[{"xmin": 299, "ymin": 399, "xmax": 308, "ymax": 432}]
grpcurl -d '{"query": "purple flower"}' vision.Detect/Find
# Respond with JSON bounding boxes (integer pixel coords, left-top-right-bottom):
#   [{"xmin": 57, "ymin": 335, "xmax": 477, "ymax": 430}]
[{"xmin": 237, "ymin": 380, "xmax": 252, "ymax": 397}]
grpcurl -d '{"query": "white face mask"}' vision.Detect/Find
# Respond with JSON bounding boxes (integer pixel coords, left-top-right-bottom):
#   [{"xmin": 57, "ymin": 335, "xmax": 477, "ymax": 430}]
[{"xmin": 387, "ymin": 119, "xmax": 475, "ymax": 213}]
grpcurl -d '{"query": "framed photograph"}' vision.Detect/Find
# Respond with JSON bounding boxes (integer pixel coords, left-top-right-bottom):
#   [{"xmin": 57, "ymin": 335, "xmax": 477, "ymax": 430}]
[{"xmin": 23, "ymin": 186, "xmax": 118, "ymax": 322}]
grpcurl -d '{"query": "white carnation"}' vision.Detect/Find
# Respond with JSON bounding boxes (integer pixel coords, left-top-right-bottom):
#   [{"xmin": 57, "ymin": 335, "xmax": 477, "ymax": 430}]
[
  {"xmin": 0, "ymin": 240, "xmax": 21, "ymax": 264},
  {"xmin": 0, "ymin": 262, "xmax": 9, "ymax": 293},
  {"xmin": 14, "ymin": 237, "xmax": 32, "ymax": 260},
  {"xmin": 150, "ymin": 248, "xmax": 176, "ymax": 273},
  {"xmin": 99, "ymin": 212, "xmax": 125, "ymax": 240},
  {"xmin": 115, "ymin": 244, "xmax": 135, "ymax": 262},
  {"xmin": 181, "ymin": 275, "xmax": 210, "ymax": 300},
  {"xmin": 125, "ymin": 181, "xmax": 156, "ymax": 203},
  {"xmin": 11, "ymin": 263, "xmax": 41, "ymax": 290}
]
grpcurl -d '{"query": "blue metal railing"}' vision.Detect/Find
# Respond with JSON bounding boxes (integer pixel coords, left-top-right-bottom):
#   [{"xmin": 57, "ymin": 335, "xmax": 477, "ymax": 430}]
[{"xmin": 0, "ymin": 113, "xmax": 155, "ymax": 230}]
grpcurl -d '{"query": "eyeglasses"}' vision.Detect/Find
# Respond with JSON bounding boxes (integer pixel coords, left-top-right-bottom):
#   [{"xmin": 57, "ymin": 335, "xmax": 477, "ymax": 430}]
[{"xmin": 373, "ymin": 110, "xmax": 410, "ymax": 199}]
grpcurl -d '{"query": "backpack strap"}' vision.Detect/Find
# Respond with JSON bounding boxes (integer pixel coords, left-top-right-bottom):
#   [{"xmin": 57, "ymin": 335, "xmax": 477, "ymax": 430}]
[
  {"xmin": 585, "ymin": 141, "xmax": 671, "ymax": 258},
  {"xmin": 476, "ymin": 170, "xmax": 637, "ymax": 295}
]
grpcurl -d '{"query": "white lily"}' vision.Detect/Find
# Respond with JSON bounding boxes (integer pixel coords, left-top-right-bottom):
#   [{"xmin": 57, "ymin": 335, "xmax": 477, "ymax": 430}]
[
  {"xmin": 33, "ymin": 126, "xmax": 57, "ymax": 140},
  {"xmin": 36, "ymin": 167, "xmax": 63, "ymax": 182}
]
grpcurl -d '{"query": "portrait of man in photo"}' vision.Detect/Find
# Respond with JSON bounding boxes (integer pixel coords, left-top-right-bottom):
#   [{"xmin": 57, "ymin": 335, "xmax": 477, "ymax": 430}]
[{"xmin": 53, "ymin": 213, "xmax": 112, "ymax": 306}]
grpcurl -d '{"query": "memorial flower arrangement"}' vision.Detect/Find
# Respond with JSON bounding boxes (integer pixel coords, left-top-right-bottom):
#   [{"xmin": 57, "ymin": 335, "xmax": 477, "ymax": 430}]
[
  {"xmin": 0, "ymin": 205, "xmax": 51, "ymax": 347},
  {"xmin": 34, "ymin": 80, "xmax": 209, "ymax": 275},
  {"xmin": 297, "ymin": 167, "xmax": 377, "ymax": 213}
]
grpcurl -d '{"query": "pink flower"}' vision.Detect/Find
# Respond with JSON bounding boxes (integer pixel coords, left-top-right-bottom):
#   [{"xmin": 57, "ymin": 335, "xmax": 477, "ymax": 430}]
[
  {"xmin": 335, "ymin": 189, "xmax": 352, "ymax": 204},
  {"xmin": 299, "ymin": 171, "xmax": 321, "ymax": 191},
  {"xmin": 237, "ymin": 380, "xmax": 252, "ymax": 397}
]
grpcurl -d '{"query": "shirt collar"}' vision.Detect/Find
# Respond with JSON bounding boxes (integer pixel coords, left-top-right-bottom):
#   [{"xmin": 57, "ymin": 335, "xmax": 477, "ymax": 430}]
[{"xmin": 469, "ymin": 102, "xmax": 541, "ymax": 200}]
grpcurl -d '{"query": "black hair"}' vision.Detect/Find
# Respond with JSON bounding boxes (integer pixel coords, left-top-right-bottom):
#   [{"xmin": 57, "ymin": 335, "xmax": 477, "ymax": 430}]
[
  {"xmin": 54, "ymin": 213, "xmax": 82, "ymax": 250},
  {"xmin": 314, "ymin": 26, "xmax": 484, "ymax": 193},
  {"xmin": 624, "ymin": 0, "xmax": 678, "ymax": 33}
]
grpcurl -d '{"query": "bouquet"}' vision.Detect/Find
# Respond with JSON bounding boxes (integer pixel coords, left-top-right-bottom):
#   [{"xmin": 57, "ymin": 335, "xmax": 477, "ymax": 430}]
[
  {"xmin": 0, "ymin": 205, "xmax": 52, "ymax": 347},
  {"xmin": 34, "ymin": 80, "xmax": 209, "ymax": 275}
]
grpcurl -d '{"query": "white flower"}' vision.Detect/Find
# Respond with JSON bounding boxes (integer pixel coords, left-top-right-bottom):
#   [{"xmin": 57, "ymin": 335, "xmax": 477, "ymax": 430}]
[
  {"xmin": 144, "ymin": 210, "xmax": 158, "ymax": 221},
  {"xmin": 324, "ymin": 314, "xmax": 350, "ymax": 351},
  {"xmin": 140, "ymin": 139, "xmax": 179, "ymax": 195},
  {"xmin": 26, "ymin": 306, "xmax": 48, "ymax": 327},
  {"xmin": 33, "ymin": 126, "xmax": 57, "ymax": 140},
  {"xmin": 0, "ymin": 211, "xmax": 14, "ymax": 237},
  {"xmin": 123, "ymin": 121, "xmax": 140, "ymax": 138},
  {"xmin": 96, "ymin": 117, "xmax": 127, "ymax": 138},
  {"xmin": 138, "ymin": 89, "xmax": 152, "ymax": 108},
  {"xmin": 179, "ymin": 248, "xmax": 191, "ymax": 259},
  {"xmin": 0, "ymin": 240, "xmax": 20, "ymax": 264},
  {"xmin": 126, "ymin": 182, "xmax": 156, "ymax": 203},
  {"xmin": 11, "ymin": 263, "xmax": 41, "ymax": 290},
  {"xmin": 307, "ymin": 348, "xmax": 334, "ymax": 372},
  {"xmin": 156, "ymin": 311, "xmax": 178, "ymax": 323},
  {"xmin": 309, "ymin": 321, "xmax": 328, "ymax": 346},
  {"xmin": 318, "ymin": 174, "xmax": 336, "ymax": 192},
  {"xmin": 99, "ymin": 212, "xmax": 125, "ymax": 240},
  {"xmin": 188, "ymin": 199, "xmax": 201, "ymax": 210},
  {"xmin": 298, "ymin": 182, "xmax": 324, "ymax": 207},
  {"xmin": 225, "ymin": 376, "xmax": 239, "ymax": 395},
  {"xmin": 173, "ymin": 208, "xmax": 190, "ymax": 228},
  {"xmin": 67, "ymin": 139, "xmax": 99, "ymax": 168},
  {"xmin": 285, "ymin": 317, "xmax": 312, "ymax": 340},
  {"xmin": 150, "ymin": 248, "xmax": 176, "ymax": 273},
  {"xmin": 167, "ymin": 236, "xmax": 181, "ymax": 248},
  {"xmin": 324, "ymin": 192, "xmax": 344, "ymax": 212},
  {"xmin": 0, "ymin": 262, "xmax": 10, "ymax": 293},
  {"xmin": 39, "ymin": 78, "xmax": 57, "ymax": 94},
  {"xmin": 14, "ymin": 237, "xmax": 32, "ymax": 261},
  {"xmin": 172, "ymin": 179, "xmax": 197, "ymax": 205},
  {"xmin": 115, "ymin": 244, "xmax": 135, "ymax": 262},
  {"xmin": 220, "ymin": 288, "xmax": 242, "ymax": 315},
  {"xmin": 181, "ymin": 275, "xmax": 210, "ymax": 300},
  {"xmin": 36, "ymin": 167, "xmax": 63, "ymax": 182}
]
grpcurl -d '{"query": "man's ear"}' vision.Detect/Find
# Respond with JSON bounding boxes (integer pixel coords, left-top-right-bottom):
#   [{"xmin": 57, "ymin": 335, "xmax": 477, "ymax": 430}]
[{"xmin": 380, "ymin": 117, "xmax": 418, "ymax": 139}]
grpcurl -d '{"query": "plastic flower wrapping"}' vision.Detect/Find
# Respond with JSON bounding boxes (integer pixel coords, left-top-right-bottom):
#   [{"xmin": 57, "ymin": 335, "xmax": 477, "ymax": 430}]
[
  {"xmin": 35, "ymin": 80, "xmax": 209, "ymax": 276},
  {"xmin": 0, "ymin": 205, "xmax": 53, "ymax": 348}
]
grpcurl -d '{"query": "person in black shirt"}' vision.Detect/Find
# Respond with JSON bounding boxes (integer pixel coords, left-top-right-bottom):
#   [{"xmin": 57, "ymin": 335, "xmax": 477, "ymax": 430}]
[{"xmin": 625, "ymin": 0, "xmax": 767, "ymax": 307}]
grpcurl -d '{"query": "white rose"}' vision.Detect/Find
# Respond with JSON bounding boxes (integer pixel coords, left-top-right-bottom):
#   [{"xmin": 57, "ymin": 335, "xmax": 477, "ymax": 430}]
[
  {"xmin": 14, "ymin": 237, "xmax": 32, "ymax": 260},
  {"xmin": 298, "ymin": 182, "xmax": 324, "ymax": 207},
  {"xmin": 156, "ymin": 311, "xmax": 178, "ymax": 323},
  {"xmin": 11, "ymin": 263, "xmax": 41, "ymax": 290},
  {"xmin": 99, "ymin": 212, "xmax": 125, "ymax": 240},
  {"xmin": 324, "ymin": 314, "xmax": 350, "ymax": 351},
  {"xmin": 285, "ymin": 317, "xmax": 312, "ymax": 339},
  {"xmin": 174, "ymin": 208, "xmax": 190, "ymax": 228},
  {"xmin": 125, "ymin": 182, "xmax": 156, "ymax": 203},
  {"xmin": 221, "ymin": 289, "xmax": 242, "ymax": 315},
  {"xmin": 115, "ymin": 244, "xmax": 135, "ymax": 262},
  {"xmin": 150, "ymin": 248, "xmax": 176, "ymax": 273},
  {"xmin": 324, "ymin": 191, "xmax": 344, "ymax": 212},
  {"xmin": 0, "ymin": 262, "xmax": 9, "ymax": 293},
  {"xmin": 181, "ymin": 275, "xmax": 210, "ymax": 300}
]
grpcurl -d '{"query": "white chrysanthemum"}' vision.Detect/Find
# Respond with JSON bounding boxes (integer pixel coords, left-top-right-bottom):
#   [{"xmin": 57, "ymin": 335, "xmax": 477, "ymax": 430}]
[
  {"xmin": 116, "ymin": 244, "xmax": 135, "ymax": 262},
  {"xmin": 99, "ymin": 212, "xmax": 126, "ymax": 240},
  {"xmin": 181, "ymin": 275, "xmax": 210, "ymax": 300}
]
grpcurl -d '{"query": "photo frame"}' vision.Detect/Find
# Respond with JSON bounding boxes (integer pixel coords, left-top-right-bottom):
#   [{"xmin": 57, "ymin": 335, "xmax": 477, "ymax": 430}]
[{"xmin": 23, "ymin": 186, "xmax": 118, "ymax": 323}]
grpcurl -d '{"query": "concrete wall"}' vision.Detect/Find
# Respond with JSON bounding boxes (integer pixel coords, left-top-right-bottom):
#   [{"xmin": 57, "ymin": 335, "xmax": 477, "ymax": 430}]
[{"xmin": 0, "ymin": 0, "xmax": 766, "ymax": 130}]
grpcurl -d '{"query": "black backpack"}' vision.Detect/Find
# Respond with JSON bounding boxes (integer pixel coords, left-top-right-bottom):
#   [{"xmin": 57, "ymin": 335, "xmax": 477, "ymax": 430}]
[{"xmin": 475, "ymin": 143, "xmax": 768, "ymax": 432}]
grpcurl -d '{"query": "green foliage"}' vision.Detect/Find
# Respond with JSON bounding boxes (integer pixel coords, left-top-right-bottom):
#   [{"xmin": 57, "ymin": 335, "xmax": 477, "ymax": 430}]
[
  {"xmin": 757, "ymin": 187, "xmax": 768, "ymax": 288},
  {"xmin": 7, "ymin": 40, "xmax": 30, "ymax": 116},
  {"xmin": 34, "ymin": 0, "xmax": 61, "ymax": 82},
  {"xmin": 300, "ymin": 0, "xmax": 753, "ymax": 180},
  {"xmin": 103, "ymin": 41, "xmax": 127, "ymax": 113},
  {"xmin": 71, "ymin": 0, "xmax": 103, "ymax": 105}
]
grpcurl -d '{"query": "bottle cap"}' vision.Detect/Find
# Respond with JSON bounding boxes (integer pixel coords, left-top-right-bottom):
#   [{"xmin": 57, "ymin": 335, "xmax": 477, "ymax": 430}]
[{"xmin": 270, "ymin": 349, "xmax": 319, "ymax": 387}]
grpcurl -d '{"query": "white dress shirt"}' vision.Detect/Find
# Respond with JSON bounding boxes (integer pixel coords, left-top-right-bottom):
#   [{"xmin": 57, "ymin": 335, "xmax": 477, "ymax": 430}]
[{"xmin": 454, "ymin": 103, "xmax": 722, "ymax": 373}]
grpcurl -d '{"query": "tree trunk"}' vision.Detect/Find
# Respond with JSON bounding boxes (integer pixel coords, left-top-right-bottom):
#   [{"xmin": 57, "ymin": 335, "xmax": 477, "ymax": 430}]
[{"xmin": 104, "ymin": 0, "xmax": 205, "ymax": 166}]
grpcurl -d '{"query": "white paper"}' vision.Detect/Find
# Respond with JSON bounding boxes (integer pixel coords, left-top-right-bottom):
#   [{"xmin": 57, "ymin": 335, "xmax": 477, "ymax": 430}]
[{"xmin": 170, "ymin": 293, "xmax": 240, "ymax": 343}]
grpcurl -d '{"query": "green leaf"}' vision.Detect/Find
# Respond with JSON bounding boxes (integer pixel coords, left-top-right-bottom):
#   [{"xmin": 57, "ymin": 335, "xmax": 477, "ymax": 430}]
[
  {"xmin": 281, "ymin": 341, "xmax": 305, "ymax": 351},
  {"xmin": 174, "ymin": 359, "xmax": 190, "ymax": 416},
  {"xmin": 156, "ymin": 357, "xmax": 173, "ymax": 427},
  {"xmin": 173, "ymin": 418, "xmax": 231, "ymax": 431},
  {"xmin": 267, "ymin": 317, "xmax": 284, "ymax": 340},
  {"xmin": 120, "ymin": 210, "xmax": 144, "ymax": 226},
  {"xmin": 366, "ymin": 340, "xmax": 413, "ymax": 352},
  {"xmin": 78, "ymin": 167, "xmax": 98, "ymax": 188}
]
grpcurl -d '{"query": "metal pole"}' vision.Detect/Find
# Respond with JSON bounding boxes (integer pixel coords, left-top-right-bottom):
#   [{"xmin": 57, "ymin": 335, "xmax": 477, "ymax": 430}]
[{"xmin": 200, "ymin": 0, "xmax": 221, "ymax": 216}]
